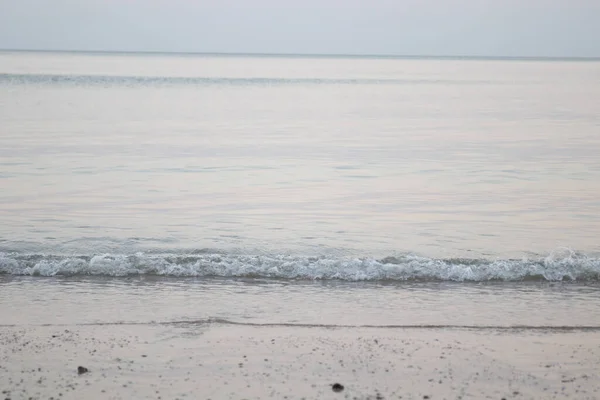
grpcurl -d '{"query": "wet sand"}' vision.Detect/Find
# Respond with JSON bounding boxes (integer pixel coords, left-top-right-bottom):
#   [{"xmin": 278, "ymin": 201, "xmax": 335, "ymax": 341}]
[{"xmin": 1, "ymin": 323, "xmax": 599, "ymax": 400}]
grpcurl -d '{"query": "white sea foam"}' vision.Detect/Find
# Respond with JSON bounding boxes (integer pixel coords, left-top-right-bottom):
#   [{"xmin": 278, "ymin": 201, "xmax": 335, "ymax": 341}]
[{"xmin": 1, "ymin": 249, "xmax": 599, "ymax": 281}]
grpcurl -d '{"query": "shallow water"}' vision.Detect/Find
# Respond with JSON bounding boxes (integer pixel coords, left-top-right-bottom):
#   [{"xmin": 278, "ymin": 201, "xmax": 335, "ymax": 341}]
[{"xmin": 1, "ymin": 277, "xmax": 600, "ymax": 327}]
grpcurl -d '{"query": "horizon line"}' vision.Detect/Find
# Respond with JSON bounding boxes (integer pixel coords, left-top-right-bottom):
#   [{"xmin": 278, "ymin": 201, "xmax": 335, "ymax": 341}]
[{"xmin": 1, "ymin": 48, "xmax": 600, "ymax": 61}]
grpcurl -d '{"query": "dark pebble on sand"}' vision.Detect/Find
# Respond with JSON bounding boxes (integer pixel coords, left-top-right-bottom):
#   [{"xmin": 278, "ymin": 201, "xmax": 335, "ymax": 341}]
[
  {"xmin": 77, "ymin": 366, "xmax": 89, "ymax": 375},
  {"xmin": 331, "ymin": 383, "xmax": 344, "ymax": 392}
]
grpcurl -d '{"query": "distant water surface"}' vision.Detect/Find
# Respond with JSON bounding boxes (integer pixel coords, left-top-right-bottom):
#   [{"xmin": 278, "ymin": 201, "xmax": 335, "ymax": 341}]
[{"xmin": 1, "ymin": 51, "xmax": 599, "ymax": 281}]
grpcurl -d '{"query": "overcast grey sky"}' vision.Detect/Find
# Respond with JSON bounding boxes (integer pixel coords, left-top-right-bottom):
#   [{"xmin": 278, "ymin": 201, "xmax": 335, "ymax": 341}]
[{"xmin": 1, "ymin": 0, "xmax": 599, "ymax": 57}]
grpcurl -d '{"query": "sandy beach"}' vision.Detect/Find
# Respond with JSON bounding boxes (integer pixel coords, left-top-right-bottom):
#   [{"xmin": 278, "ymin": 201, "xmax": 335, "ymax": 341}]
[{"xmin": 2, "ymin": 323, "xmax": 599, "ymax": 400}]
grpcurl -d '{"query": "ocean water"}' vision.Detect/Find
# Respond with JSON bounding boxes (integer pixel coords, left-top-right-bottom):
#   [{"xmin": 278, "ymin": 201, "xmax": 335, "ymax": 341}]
[{"xmin": 1, "ymin": 51, "xmax": 600, "ymax": 327}]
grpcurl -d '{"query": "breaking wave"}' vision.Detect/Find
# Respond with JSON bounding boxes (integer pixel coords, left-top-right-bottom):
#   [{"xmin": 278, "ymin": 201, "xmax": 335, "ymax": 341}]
[{"xmin": 1, "ymin": 249, "xmax": 599, "ymax": 281}]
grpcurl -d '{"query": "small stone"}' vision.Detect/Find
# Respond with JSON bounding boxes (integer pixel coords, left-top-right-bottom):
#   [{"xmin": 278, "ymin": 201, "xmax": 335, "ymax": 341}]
[
  {"xmin": 77, "ymin": 366, "xmax": 88, "ymax": 375},
  {"xmin": 331, "ymin": 383, "xmax": 344, "ymax": 393}
]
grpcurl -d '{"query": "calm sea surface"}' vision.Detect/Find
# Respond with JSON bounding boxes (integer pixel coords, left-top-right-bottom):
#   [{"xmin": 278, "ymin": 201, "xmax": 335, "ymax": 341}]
[
  {"xmin": 1, "ymin": 51, "xmax": 599, "ymax": 327},
  {"xmin": 2, "ymin": 51, "xmax": 599, "ymax": 257}
]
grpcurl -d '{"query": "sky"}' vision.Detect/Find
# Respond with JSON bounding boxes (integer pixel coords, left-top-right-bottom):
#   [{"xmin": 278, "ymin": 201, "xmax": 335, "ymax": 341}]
[{"xmin": 0, "ymin": 0, "xmax": 599, "ymax": 57}]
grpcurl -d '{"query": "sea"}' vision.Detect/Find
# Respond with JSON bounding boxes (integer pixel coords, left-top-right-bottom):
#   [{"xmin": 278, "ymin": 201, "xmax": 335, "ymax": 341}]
[{"xmin": 0, "ymin": 50, "xmax": 599, "ymax": 328}]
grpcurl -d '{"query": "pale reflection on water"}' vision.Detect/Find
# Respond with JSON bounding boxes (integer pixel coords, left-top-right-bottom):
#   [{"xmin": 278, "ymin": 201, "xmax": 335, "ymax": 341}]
[{"xmin": 1, "ymin": 276, "xmax": 599, "ymax": 327}]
